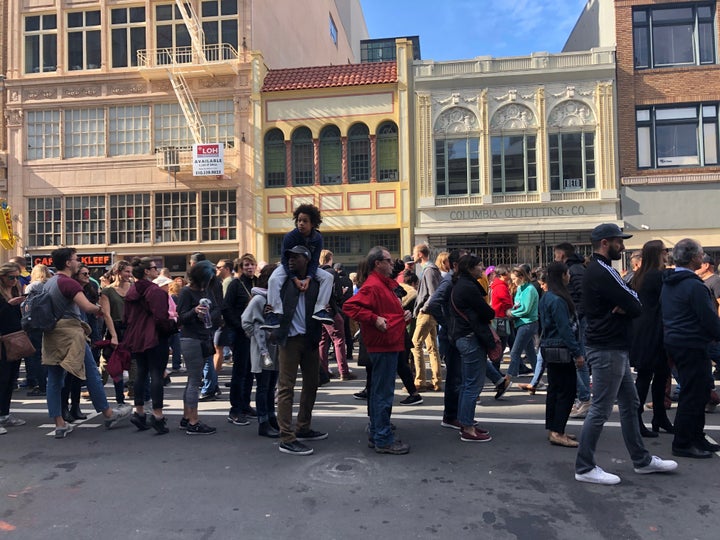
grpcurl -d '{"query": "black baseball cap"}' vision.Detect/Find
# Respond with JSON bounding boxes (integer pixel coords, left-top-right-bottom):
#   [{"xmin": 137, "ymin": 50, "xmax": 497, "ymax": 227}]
[
  {"xmin": 285, "ymin": 245, "xmax": 311, "ymax": 259},
  {"xmin": 402, "ymin": 255, "xmax": 415, "ymax": 264},
  {"xmin": 590, "ymin": 223, "xmax": 632, "ymax": 242}
]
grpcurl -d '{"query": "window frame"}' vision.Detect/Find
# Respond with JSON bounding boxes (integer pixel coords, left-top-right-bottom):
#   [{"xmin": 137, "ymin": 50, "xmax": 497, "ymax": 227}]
[
  {"xmin": 27, "ymin": 197, "xmax": 62, "ymax": 247},
  {"xmin": 109, "ymin": 193, "xmax": 152, "ymax": 244},
  {"xmin": 548, "ymin": 131, "xmax": 596, "ymax": 192},
  {"xmin": 319, "ymin": 125, "xmax": 342, "ymax": 185},
  {"xmin": 376, "ymin": 121, "xmax": 399, "ymax": 182},
  {"xmin": 291, "ymin": 127, "xmax": 314, "ymax": 187},
  {"xmin": 202, "ymin": 0, "xmax": 239, "ymax": 57},
  {"xmin": 348, "ymin": 123, "xmax": 370, "ymax": 184},
  {"xmin": 67, "ymin": 10, "xmax": 102, "ymax": 71},
  {"xmin": 65, "ymin": 195, "xmax": 106, "ymax": 245},
  {"xmin": 435, "ymin": 136, "xmax": 480, "ymax": 197},
  {"xmin": 155, "ymin": 3, "xmax": 192, "ymax": 65},
  {"xmin": 201, "ymin": 189, "xmax": 237, "ymax": 241},
  {"xmin": 64, "ymin": 108, "xmax": 106, "ymax": 158},
  {"xmin": 633, "ymin": 3, "xmax": 716, "ymax": 69},
  {"xmin": 491, "ymin": 133, "xmax": 537, "ymax": 194},
  {"xmin": 110, "ymin": 6, "xmax": 146, "ymax": 68},
  {"xmin": 24, "ymin": 14, "xmax": 57, "ymax": 74},
  {"xmin": 264, "ymin": 129, "xmax": 287, "ymax": 188},
  {"xmin": 27, "ymin": 110, "xmax": 61, "ymax": 160}
]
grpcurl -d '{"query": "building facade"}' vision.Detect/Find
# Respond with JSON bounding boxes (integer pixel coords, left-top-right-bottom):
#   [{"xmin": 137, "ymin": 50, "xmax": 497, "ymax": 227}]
[
  {"xmin": 412, "ymin": 49, "xmax": 619, "ymax": 266},
  {"xmin": 2, "ymin": 0, "xmax": 366, "ymax": 271},
  {"xmin": 567, "ymin": 0, "xmax": 720, "ymax": 257},
  {"xmin": 257, "ymin": 39, "xmax": 415, "ymax": 264}
]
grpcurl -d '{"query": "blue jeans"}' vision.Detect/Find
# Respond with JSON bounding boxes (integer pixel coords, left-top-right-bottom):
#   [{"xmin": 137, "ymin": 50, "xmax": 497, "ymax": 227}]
[
  {"xmin": 368, "ymin": 351, "xmax": 399, "ymax": 447},
  {"xmin": 530, "ymin": 350, "xmax": 545, "ymax": 387},
  {"xmin": 575, "ymin": 317, "xmax": 591, "ymax": 401},
  {"xmin": 255, "ymin": 369, "xmax": 278, "ymax": 424},
  {"xmin": 575, "ymin": 347, "xmax": 651, "ymax": 474},
  {"xmin": 456, "ymin": 335, "xmax": 486, "ymax": 427},
  {"xmin": 169, "ymin": 333, "xmax": 182, "ymax": 371},
  {"xmin": 47, "ymin": 344, "xmax": 109, "ymax": 418},
  {"xmin": 202, "ymin": 356, "xmax": 218, "ymax": 396},
  {"xmin": 507, "ymin": 322, "xmax": 538, "ymax": 377},
  {"xmin": 441, "ymin": 338, "xmax": 461, "ymax": 422}
]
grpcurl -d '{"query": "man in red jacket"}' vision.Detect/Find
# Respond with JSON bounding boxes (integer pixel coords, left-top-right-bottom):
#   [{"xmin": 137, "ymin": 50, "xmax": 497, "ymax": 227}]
[{"xmin": 343, "ymin": 246, "xmax": 412, "ymax": 455}]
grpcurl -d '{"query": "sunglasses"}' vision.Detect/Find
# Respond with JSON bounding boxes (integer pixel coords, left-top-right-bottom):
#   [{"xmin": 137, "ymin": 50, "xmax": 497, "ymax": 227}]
[{"xmin": 3, "ymin": 275, "xmax": 19, "ymax": 280}]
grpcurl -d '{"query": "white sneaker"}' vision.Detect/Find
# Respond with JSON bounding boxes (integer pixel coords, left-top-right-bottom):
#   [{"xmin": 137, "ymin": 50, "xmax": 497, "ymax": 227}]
[
  {"xmin": 575, "ymin": 466, "xmax": 621, "ymax": 485},
  {"xmin": 0, "ymin": 426, "xmax": 7, "ymax": 435},
  {"xmin": 634, "ymin": 455, "xmax": 678, "ymax": 474},
  {"xmin": 104, "ymin": 404, "xmax": 132, "ymax": 429},
  {"xmin": 0, "ymin": 414, "xmax": 26, "ymax": 427},
  {"xmin": 570, "ymin": 400, "xmax": 591, "ymax": 418}
]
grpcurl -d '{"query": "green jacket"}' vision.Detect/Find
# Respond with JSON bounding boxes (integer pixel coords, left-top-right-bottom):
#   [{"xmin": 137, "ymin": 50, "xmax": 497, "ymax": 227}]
[{"xmin": 510, "ymin": 282, "xmax": 539, "ymax": 326}]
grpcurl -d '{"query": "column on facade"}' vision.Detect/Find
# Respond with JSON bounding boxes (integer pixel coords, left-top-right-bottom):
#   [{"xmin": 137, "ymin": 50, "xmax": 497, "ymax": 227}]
[
  {"xmin": 535, "ymin": 87, "xmax": 548, "ymax": 194},
  {"xmin": 478, "ymin": 90, "xmax": 492, "ymax": 200},
  {"xmin": 369, "ymin": 134, "xmax": 377, "ymax": 183},
  {"xmin": 284, "ymin": 139, "xmax": 292, "ymax": 188},
  {"xmin": 597, "ymin": 82, "xmax": 616, "ymax": 192},
  {"xmin": 415, "ymin": 93, "xmax": 433, "ymax": 198},
  {"xmin": 341, "ymin": 136, "xmax": 348, "ymax": 185},
  {"xmin": 313, "ymin": 138, "xmax": 320, "ymax": 186}
]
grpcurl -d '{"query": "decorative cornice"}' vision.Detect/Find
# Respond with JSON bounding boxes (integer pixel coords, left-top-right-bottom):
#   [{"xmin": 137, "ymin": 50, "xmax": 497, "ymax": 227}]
[
  {"xmin": 547, "ymin": 100, "xmax": 595, "ymax": 128},
  {"xmin": 490, "ymin": 103, "xmax": 536, "ymax": 130},
  {"xmin": 110, "ymin": 84, "xmax": 146, "ymax": 95},
  {"xmin": 63, "ymin": 86, "xmax": 100, "ymax": 98},
  {"xmin": 25, "ymin": 88, "xmax": 57, "ymax": 100},
  {"xmin": 433, "ymin": 106, "xmax": 479, "ymax": 134}
]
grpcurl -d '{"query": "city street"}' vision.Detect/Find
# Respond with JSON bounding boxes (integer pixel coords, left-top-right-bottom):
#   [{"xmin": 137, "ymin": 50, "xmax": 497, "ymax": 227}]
[{"xmin": 1, "ymin": 361, "xmax": 719, "ymax": 540}]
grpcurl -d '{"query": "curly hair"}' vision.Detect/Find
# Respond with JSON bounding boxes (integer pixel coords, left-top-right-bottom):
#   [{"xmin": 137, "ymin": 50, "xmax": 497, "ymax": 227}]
[{"xmin": 293, "ymin": 204, "xmax": 322, "ymax": 228}]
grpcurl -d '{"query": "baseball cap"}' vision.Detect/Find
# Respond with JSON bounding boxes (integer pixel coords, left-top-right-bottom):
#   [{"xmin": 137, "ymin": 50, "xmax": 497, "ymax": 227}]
[
  {"xmin": 590, "ymin": 223, "xmax": 632, "ymax": 242},
  {"xmin": 402, "ymin": 255, "xmax": 415, "ymax": 264},
  {"xmin": 152, "ymin": 275, "xmax": 173, "ymax": 287},
  {"xmin": 285, "ymin": 245, "xmax": 311, "ymax": 259}
]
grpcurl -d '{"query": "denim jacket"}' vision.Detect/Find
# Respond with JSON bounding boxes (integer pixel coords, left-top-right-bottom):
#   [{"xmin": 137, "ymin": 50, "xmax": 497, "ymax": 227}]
[{"xmin": 539, "ymin": 291, "xmax": 584, "ymax": 358}]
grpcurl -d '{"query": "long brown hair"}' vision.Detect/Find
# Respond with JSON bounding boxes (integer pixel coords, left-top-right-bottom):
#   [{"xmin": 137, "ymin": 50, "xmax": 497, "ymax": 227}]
[
  {"xmin": 545, "ymin": 262, "xmax": 575, "ymax": 316},
  {"xmin": 0, "ymin": 262, "xmax": 21, "ymax": 302},
  {"xmin": 630, "ymin": 240, "xmax": 666, "ymax": 292}
]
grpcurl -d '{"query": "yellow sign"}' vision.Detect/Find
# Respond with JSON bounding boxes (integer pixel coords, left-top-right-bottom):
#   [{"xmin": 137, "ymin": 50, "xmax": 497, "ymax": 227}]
[{"xmin": 0, "ymin": 201, "xmax": 15, "ymax": 249}]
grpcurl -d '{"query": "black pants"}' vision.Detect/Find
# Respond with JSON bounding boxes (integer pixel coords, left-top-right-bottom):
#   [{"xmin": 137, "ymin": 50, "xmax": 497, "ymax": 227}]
[
  {"xmin": 635, "ymin": 358, "xmax": 671, "ymax": 424},
  {"xmin": 0, "ymin": 358, "xmax": 20, "ymax": 416},
  {"xmin": 134, "ymin": 338, "xmax": 169, "ymax": 410},
  {"xmin": 229, "ymin": 333, "xmax": 255, "ymax": 415},
  {"xmin": 545, "ymin": 362, "xmax": 577, "ymax": 433},
  {"xmin": 61, "ymin": 373, "xmax": 82, "ymax": 412},
  {"xmin": 667, "ymin": 345, "xmax": 713, "ymax": 448}
]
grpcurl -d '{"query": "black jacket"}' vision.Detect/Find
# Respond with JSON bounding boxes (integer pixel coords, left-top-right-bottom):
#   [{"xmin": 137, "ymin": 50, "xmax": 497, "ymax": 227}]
[
  {"xmin": 629, "ymin": 269, "xmax": 665, "ymax": 370},
  {"xmin": 272, "ymin": 277, "xmax": 321, "ymax": 347},
  {"xmin": 661, "ymin": 268, "xmax": 720, "ymax": 349},
  {"xmin": 448, "ymin": 274, "xmax": 495, "ymax": 348},
  {"xmin": 221, "ymin": 274, "xmax": 255, "ymax": 331},
  {"xmin": 582, "ymin": 253, "xmax": 642, "ymax": 349},
  {"xmin": 566, "ymin": 253, "xmax": 586, "ymax": 319}
]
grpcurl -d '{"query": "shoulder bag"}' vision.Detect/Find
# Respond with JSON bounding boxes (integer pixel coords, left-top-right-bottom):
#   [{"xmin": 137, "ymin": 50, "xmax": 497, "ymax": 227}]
[
  {"xmin": 1, "ymin": 330, "xmax": 37, "ymax": 361},
  {"xmin": 451, "ymin": 295, "xmax": 502, "ymax": 363}
]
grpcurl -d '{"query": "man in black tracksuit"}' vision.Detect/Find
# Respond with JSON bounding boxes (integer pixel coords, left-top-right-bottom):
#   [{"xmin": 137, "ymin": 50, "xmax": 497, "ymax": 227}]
[
  {"xmin": 575, "ymin": 224, "xmax": 677, "ymax": 485},
  {"xmin": 662, "ymin": 238, "xmax": 720, "ymax": 458}
]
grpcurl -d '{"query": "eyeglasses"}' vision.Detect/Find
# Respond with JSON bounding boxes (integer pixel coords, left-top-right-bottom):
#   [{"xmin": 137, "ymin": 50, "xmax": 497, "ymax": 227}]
[
  {"xmin": 382, "ymin": 258, "xmax": 392, "ymax": 263},
  {"xmin": 79, "ymin": 272, "xmax": 90, "ymax": 276}
]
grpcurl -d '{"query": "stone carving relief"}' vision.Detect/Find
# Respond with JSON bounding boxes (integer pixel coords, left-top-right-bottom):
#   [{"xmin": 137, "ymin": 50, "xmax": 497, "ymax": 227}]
[
  {"xmin": 111, "ymin": 84, "xmax": 146, "ymax": 95},
  {"xmin": 434, "ymin": 92, "xmax": 478, "ymax": 107},
  {"xmin": 548, "ymin": 100, "xmax": 595, "ymax": 128},
  {"xmin": 490, "ymin": 104, "xmax": 536, "ymax": 130},
  {"xmin": 550, "ymin": 85, "xmax": 594, "ymax": 99},
  {"xmin": 4, "ymin": 110, "xmax": 23, "ymax": 127},
  {"xmin": 201, "ymin": 78, "xmax": 231, "ymax": 88},
  {"xmin": 63, "ymin": 86, "xmax": 100, "ymax": 97},
  {"xmin": 152, "ymin": 81, "xmax": 172, "ymax": 93},
  {"xmin": 26, "ymin": 88, "xmax": 57, "ymax": 100},
  {"xmin": 433, "ymin": 107, "xmax": 479, "ymax": 134}
]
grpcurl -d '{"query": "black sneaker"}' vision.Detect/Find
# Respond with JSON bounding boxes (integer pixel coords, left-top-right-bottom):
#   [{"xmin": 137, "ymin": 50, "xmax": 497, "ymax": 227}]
[
  {"xmin": 399, "ymin": 394, "xmax": 423, "ymax": 406},
  {"xmin": 260, "ymin": 312, "xmax": 281, "ymax": 330},
  {"xmin": 186, "ymin": 421, "xmax": 217, "ymax": 435},
  {"xmin": 242, "ymin": 407, "xmax": 258, "ymax": 417},
  {"xmin": 312, "ymin": 309, "xmax": 334, "ymax": 324},
  {"xmin": 295, "ymin": 429, "xmax": 328, "ymax": 441},
  {"xmin": 227, "ymin": 414, "xmax": 250, "ymax": 426},
  {"xmin": 198, "ymin": 392, "xmax": 216, "ymax": 402},
  {"xmin": 353, "ymin": 389, "xmax": 368, "ymax": 400},
  {"xmin": 179, "ymin": 417, "xmax": 189, "ymax": 430},
  {"xmin": 279, "ymin": 440, "xmax": 313, "ymax": 455},
  {"xmin": 375, "ymin": 440, "xmax": 410, "ymax": 455},
  {"xmin": 150, "ymin": 415, "xmax": 169, "ymax": 435},
  {"xmin": 130, "ymin": 412, "xmax": 151, "ymax": 431}
]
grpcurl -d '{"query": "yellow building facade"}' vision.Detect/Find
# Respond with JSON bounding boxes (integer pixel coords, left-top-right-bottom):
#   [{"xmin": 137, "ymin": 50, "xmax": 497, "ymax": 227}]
[
  {"xmin": 256, "ymin": 40, "xmax": 415, "ymax": 264},
  {"xmin": 413, "ymin": 49, "xmax": 619, "ymax": 265}
]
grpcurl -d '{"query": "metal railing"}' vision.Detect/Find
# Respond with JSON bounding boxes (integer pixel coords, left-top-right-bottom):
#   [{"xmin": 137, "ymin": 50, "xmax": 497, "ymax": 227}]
[{"xmin": 137, "ymin": 43, "xmax": 239, "ymax": 69}]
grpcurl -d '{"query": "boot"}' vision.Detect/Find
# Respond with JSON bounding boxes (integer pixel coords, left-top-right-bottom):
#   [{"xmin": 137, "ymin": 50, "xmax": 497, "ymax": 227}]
[
  {"xmin": 69, "ymin": 406, "xmax": 87, "ymax": 421},
  {"xmin": 268, "ymin": 417, "xmax": 279, "ymax": 431},
  {"xmin": 258, "ymin": 421, "xmax": 279, "ymax": 438},
  {"xmin": 62, "ymin": 407, "xmax": 73, "ymax": 423},
  {"xmin": 638, "ymin": 408, "xmax": 658, "ymax": 438}
]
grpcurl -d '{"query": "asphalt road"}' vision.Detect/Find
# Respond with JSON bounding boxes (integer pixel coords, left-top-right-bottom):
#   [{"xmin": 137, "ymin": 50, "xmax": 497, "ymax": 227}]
[{"xmin": 1, "ymin": 362, "xmax": 719, "ymax": 540}]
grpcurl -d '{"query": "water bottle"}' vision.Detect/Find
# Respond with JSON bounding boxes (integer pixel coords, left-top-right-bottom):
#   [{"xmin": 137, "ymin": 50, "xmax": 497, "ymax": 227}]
[
  {"xmin": 198, "ymin": 298, "xmax": 213, "ymax": 329},
  {"xmin": 261, "ymin": 352, "xmax": 273, "ymax": 369}
]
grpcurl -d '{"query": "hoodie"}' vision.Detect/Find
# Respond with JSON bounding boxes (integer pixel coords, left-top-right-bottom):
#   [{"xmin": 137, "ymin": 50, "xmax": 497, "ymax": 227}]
[
  {"xmin": 661, "ymin": 268, "xmax": 720, "ymax": 349},
  {"xmin": 123, "ymin": 279, "xmax": 170, "ymax": 353}
]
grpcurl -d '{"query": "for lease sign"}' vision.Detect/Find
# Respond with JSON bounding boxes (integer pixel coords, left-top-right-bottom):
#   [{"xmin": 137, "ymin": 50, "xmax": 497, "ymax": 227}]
[{"xmin": 192, "ymin": 143, "xmax": 224, "ymax": 176}]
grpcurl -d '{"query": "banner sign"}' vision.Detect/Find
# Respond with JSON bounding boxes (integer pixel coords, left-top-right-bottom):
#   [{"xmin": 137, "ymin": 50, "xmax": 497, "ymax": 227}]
[
  {"xmin": 0, "ymin": 201, "xmax": 15, "ymax": 249},
  {"xmin": 192, "ymin": 143, "xmax": 224, "ymax": 176}
]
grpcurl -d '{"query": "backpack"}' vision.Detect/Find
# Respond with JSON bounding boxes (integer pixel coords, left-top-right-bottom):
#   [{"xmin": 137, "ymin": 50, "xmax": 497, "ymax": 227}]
[{"xmin": 21, "ymin": 279, "xmax": 61, "ymax": 332}]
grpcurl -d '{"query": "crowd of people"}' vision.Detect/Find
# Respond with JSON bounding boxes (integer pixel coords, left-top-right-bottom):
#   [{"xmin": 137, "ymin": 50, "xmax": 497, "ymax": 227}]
[{"xmin": 1, "ymin": 211, "xmax": 719, "ymax": 485}]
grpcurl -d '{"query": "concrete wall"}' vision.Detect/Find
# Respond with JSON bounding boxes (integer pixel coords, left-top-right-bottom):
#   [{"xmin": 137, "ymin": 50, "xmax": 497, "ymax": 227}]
[{"xmin": 563, "ymin": 0, "xmax": 616, "ymax": 52}]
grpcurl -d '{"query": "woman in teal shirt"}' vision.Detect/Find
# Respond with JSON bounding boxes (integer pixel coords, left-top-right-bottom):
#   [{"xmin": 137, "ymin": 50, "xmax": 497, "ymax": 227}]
[{"xmin": 505, "ymin": 266, "xmax": 539, "ymax": 380}]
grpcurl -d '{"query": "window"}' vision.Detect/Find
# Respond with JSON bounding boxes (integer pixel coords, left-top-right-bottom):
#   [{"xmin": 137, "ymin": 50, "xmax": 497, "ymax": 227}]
[
  {"xmin": 549, "ymin": 133, "xmax": 595, "ymax": 191},
  {"xmin": 202, "ymin": 0, "xmax": 238, "ymax": 58},
  {"xmin": 319, "ymin": 125, "xmax": 342, "ymax": 185},
  {"xmin": 24, "ymin": 14, "xmax": 57, "ymax": 73},
  {"xmin": 633, "ymin": 4, "xmax": 715, "ymax": 69},
  {"xmin": 27, "ymin": 110, "xmax": 60, "ymax": 160},
  {"xmin": 154, "ymin": 100, "xmax": 233, "ymax": 149},
  {"xmin": 637, "ymin": 104, "xmax": 718, "ymax": 168},
  {"xmin": 322, "ymin": 234, "xmax": 353, "ymax": 254},
  {"xmin": 329, "ymin": 14, "xmax": 338, "ymax": 45},
  {"xmin": 491, "ymin": 135, "xmax": 537, "ymax": 193},
  {"xmin": 67, "ymin": 10, "xmax": 101, "ymax": 70},
  {"xmin": 109, "ymin": 106, "xmax": 150, "ymax": 156},
  {"xmin": 291, "ymin": 127, "xmax": 314, "ymax": 186},
  {"xmin": 361, "ymin": 40, "xmax": 397, "ymax": 63},
  {"xmin": 110, "ymin": 193, "xmax": 151, "ymax": 244},
  {"xmin": 156, "ymin": 3, "xmax": 191, "ymax": 64},
  {"xmin": 348, "ymin": 123, "xmax": 370, "ymax": 183},
  {"xmin": 264, "ymin": 129, "xmax": 286, "ymax": 187},
  {"xmin": 155, "ymin": 192, "xmax": 197, "ymax": 242},
  {"xmin": 435, "ymin": 138, "xmax": 480, "ymax": 196},
  {"xmin": 66, "ymin": 196, "xmax": 106, "ymax": 245},
  {"xmin": 201, "ymin": 190, "xmax": 237, "ymax": 241},
  {"xmin": 64, "ymin": 109, "xmax": 105, "ymax": 158},
  {"xmin": 370, "ymin": 233, "xmax": 400, "ymax": 254},
  {"xmin": 28, "ymin": 197, "xmax": 62, "ymax": 247},
  {"xmin": 377, "ymin": 122, "xmax": 399, "ymax": 181},
  {"xmin": 111, "ymin": 7, "xmax": 146, "ymax": 68}
]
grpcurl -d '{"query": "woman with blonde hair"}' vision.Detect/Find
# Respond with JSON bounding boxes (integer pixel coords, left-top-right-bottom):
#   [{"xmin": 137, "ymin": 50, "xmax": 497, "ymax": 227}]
[
  {"xmin": 24, "ymin": 264, "xmax": 53, "ymax": 397},
  {"xmin": 0, "ymin": 262, "xmax": 27, "ymax": 433},
  {"xmin": 435, "ymin": 251, "xmax": 450, "ymax": 278}
]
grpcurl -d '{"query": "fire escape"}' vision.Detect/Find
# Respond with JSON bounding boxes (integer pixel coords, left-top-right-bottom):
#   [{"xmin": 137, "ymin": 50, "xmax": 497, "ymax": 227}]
[{"xmin": 137, "ymin": 0, "xmax": 240, "ymax": 172}]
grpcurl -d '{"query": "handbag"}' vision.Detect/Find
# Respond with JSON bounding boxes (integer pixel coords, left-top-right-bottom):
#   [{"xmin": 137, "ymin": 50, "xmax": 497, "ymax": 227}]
[
  {"xmin": 451, "ymin": 295, "xmax": 503, "ymax": 363},
  {"xmin": 0, "ymin": 330, "xmax": 37, "ymax": 361},
  {"xmin": 495, "ymin": 317, "xmax": 511, "ymax": 337},
  {"xmin": 540, "ymin": 346, "xmax": 572, "ymax": 363},
  {"xmin": 106, "ymin": 344, "xmax": 132, "ymax": 383}
]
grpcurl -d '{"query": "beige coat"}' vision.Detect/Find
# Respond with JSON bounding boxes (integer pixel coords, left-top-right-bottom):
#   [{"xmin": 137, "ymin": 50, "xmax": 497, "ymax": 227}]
[{"xmin": 41, "ymin": 318, "xmax": 91, "ymax": 380}]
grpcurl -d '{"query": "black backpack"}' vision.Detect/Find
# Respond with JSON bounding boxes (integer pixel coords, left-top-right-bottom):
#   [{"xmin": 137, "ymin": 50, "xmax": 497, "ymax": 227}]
[{"xmin": 21, "ymin": 278, "xmax": 61, "ymax": 332}]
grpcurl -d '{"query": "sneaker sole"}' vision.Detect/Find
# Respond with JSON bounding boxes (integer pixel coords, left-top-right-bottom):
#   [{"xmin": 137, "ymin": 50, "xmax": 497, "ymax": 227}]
[
  {"xmin": 374, "ymin": 447, "xmax": 409, "ymax": 455},
  {"xmin": 574, "ymin": 474, "xmax": 621, "ymax": 485},
  {"xmin": 186, "ymin": 430, "xmax": 217, "ymax": 435},
  {"xmin": 460, "ymin": 436, "xmax": 493, "ymax": 443},
  {"xmin": 440, "ymin": 422, "xmax": 461, "ymax": 430},
  {"xmin": 400, "ymin": 399, "xmax": 423, "ymax": 406},
  {"xmin": 279, "ymin": 446, "xmax": 313, "ymax": 455},
  {"xmin": 296, "ymin": 433, "xmax": 328, "ymax": 441},
  {"xmin": 227, "ymin": 417, "xmax": 251, "ymax": 426}
]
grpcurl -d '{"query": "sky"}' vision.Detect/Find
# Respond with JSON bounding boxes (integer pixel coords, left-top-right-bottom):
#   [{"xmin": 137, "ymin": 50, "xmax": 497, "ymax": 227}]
[{"xmin": 360, "ymin": 0, "xmax": 590, "ymax": 61}]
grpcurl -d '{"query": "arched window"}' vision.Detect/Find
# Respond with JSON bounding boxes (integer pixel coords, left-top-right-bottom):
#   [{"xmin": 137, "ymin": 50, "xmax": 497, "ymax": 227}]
[
  {"xmin": 264, "ymin": 128, "xmax": 286, "ymax": 188},
  {"xmin": 319, "ymin": 125, "xmax": 342, "ymax": 185},
  {"xmin": 547, "ymin": 100, "xmax": 596, "ymax": 191},
  {"xmin": 348, "ymin": 123, "xmax": 370, "ymax": 183},
  {"xmin": 490, "ymin": 104, "xmax": 537, "ymax": 194},
  {"xmin": 377, "ymin": 121, "xmax": 398, "ymax": 181},
  {"xmin": 434, "ymin": 107, "xmax": 480, "ymax": 196},
  {"xmin": 291, "ymin": 127, "xmax": 314, "ymax": 186}
]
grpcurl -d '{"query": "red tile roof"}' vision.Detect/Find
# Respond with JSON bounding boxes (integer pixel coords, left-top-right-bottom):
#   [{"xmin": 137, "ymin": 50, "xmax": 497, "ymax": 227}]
[{"xmin": 262, "ymin": 61, "xmax": 397, "ymax": 92}]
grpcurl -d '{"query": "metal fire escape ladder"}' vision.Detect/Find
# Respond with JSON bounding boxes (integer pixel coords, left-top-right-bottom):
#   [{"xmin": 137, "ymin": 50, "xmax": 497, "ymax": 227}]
[{"xmin": 169, "ymin": 0, "xmax": 208, "ymax": 144}]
